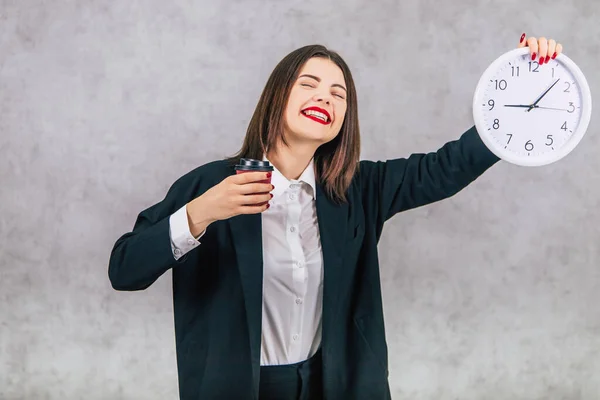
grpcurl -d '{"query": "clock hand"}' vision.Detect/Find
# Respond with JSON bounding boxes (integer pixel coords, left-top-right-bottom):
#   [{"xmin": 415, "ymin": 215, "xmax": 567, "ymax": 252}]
[
  {"xmin": 527, "ymin": 78, "xmax": 561, "ymax": 112},
  {"xmin": 504, "ymin": 104, "xmax": 570, "ymax": 111},
  {"xmin": 532, "ymin": 106, "xmax": 571, "ymax": 111}
]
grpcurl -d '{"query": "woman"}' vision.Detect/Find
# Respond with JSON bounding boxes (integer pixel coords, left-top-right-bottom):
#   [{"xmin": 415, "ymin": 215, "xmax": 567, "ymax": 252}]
[{"xmin": 108, "ymin": 34, "xmax": 563, "ymax": 399}]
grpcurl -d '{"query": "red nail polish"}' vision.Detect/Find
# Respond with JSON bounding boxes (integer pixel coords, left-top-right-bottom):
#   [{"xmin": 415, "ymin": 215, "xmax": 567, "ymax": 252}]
[
  {"xmin": 552, "ymin": 52, "xmax": 557, "ymax": 59},
  {"xmin": 267, "ymin": 203, "xmax": 270, "ymax": 208},
  {"xmin": 545, "ymin": 55, "xmax": 550, "ymax": 63},
  {"xmin": 520, "ymin": 33, "xmax": 526, "ymax": 43},
  {"xmin": 539, "ymin": 56, "xmax": 544, "ymax": 65},
  {"xmin": 532, "ymin": 52, "xmax": 537, "ymax": 61}
]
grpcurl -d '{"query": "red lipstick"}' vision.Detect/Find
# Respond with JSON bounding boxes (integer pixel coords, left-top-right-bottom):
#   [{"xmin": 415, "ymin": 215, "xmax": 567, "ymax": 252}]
[{"xmin": 301, "ymin": 106, "xmax": 331, "ymax": 125}]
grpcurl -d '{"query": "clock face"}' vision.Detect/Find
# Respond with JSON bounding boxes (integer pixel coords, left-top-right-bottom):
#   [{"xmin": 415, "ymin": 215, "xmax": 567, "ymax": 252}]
[{"xmin": 473, "ymin": 48, "xmax": 592, "ymax": 166}]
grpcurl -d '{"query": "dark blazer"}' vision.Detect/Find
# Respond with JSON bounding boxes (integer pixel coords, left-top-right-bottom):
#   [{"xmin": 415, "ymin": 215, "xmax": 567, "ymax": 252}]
[{"xmin": 108, "ymin": 126, "xmax": 499, "ymax": 399}]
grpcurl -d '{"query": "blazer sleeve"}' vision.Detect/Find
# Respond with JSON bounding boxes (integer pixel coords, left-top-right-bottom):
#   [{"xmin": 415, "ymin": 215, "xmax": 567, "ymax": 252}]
[
  {"xmin": 360, "ymin": 125, "xmax": 500, "ymax": 229},
  {"xmin": 108, "ymin": 169, "xmax": 206, "ymax": 291}
]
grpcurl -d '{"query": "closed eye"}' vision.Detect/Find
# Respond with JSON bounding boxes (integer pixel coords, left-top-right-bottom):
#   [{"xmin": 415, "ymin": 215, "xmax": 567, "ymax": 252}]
[{"xmin": 300, "ymin": 83, "xmax": 345, "ymax": 100}]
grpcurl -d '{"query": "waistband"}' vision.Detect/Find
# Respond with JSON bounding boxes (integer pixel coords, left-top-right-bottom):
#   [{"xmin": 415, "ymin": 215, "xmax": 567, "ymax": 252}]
[{"xmin": 260, "ymin": 348, "xmax": 322, "ymax": 374}]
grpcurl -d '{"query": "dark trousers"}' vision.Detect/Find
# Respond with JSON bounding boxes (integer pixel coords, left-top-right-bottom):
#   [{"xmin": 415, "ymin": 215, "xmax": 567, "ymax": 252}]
[{"xmin": 258, "ymin": 349, "xmax": 323, "ymax": 400}]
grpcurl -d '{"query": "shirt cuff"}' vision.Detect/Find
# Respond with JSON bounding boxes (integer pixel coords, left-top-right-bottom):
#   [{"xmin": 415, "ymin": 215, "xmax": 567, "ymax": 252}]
[{"xmin": 169, "ymin": 204, "xmax": 205, "ymax": 260}]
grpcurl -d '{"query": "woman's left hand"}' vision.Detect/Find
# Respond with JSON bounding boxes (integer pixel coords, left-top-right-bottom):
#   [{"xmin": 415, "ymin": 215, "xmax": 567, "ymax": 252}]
[{"xmin": 517, "ymin": 33, "xmax": 563, "ymax": 65}]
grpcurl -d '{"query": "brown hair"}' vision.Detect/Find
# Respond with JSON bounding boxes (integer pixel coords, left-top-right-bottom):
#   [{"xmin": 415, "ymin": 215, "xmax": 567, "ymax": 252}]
[{"xmin": 225, "ymin": 44, "xmax": 360, "ymax": 205}]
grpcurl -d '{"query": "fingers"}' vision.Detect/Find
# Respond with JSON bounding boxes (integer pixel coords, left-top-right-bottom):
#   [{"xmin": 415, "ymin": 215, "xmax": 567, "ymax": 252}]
[
  {"xmin": 230, "ymin": 171, "xmax": 272, "ymax": 184},
  {"xmin": 547, "ymin": 39, "xmax": 557, "ymax": 63},
  {"xmin": 519, "ymin": 34, "xmax": 563, "ymax": 65},
  {"xmin": 537, "ymin": 37, "xmax": 548, "ymax": 64},
  {"xmin": 238, "ymin": 193, "xmax": 272, "ymax": 205},
  {"xmin": 517, "ymin": 33, "xmax": 527, "ymax": 48},
  {"xmin": 224, "ymin": 172, "xmax": 274, "ymax": 216},
  {"xmin": 237, "ymin": 182, "xmax": 274, "ymax": 195},
  {"xmin": 555, "ymin": 43, "xmax": 563, "ymax": 59},
  {"xmin": 238, "ymin": 203, "xmax": 270, "ymax": 214},
  {"xmin": 527, "ymin": 37, "xmax": 538, "ymax": 61},
  {"xmin": 235, "ymin": 192, "xmax": 272, "ymax": 214}
]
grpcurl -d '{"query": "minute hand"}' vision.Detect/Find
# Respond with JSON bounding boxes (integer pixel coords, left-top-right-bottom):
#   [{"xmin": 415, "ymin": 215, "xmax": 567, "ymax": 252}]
[{"xmin": 527, "ymin": 78, "xmax": 560, "ymax": 112}]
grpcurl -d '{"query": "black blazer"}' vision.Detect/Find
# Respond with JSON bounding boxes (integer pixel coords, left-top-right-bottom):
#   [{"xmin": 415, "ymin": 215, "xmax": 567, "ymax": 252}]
[{"xmin": 108, "ymin": 126, "xmax": 499, "ymax": 399}]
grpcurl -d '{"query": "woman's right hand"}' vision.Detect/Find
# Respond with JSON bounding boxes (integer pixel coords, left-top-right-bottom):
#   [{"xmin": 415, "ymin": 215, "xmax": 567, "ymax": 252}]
[{"xmin": 186, "ymin": 171, "xmax": 274, "ymax": 236}]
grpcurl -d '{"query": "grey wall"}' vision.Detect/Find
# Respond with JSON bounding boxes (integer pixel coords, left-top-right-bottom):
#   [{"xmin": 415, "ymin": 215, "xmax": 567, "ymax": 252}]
[{"xmin": 2, "ymin": 0, "xmax": 599, "ymax": 399}]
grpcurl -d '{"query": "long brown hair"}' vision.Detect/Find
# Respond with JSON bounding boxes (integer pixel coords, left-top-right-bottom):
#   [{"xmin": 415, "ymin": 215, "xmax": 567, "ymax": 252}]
[{"xmin": 225, "ymin": 44, "xmax": 360, "ymax": 205}]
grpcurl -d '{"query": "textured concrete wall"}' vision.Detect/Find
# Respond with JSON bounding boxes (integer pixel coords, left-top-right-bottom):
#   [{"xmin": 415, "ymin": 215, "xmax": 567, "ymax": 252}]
[{"xmin": 2, "ymin": 0, "xmax": 599, "ymax": 399}]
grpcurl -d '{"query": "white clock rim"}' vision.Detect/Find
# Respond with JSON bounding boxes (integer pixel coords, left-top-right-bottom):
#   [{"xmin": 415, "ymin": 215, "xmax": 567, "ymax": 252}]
[{"xmin": 472, "ymin": 47, "xmax": 592, "ymax": 167}]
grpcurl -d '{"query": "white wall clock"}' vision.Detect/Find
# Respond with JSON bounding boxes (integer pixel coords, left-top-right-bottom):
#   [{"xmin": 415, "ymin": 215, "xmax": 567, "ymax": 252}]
[{"xmin": 473, "ymin": 47, "xmax": 592, "ymax": 166}]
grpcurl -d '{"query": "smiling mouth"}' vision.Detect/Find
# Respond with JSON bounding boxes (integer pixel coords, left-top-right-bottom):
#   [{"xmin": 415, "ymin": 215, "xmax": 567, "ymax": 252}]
[{"xmin": 301, "ymin": 108, "xmax": 331, "ymax": 125}]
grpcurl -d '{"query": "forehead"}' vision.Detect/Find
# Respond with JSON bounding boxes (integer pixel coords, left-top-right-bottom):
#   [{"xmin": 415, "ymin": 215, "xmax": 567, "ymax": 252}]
[{"xmin": 298, "ymin": 57, "xmax": 346, "ymax": 85}]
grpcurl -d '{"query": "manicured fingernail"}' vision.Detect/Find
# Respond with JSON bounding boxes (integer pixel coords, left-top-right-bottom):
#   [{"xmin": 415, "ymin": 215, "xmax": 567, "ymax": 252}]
[
  {"xmin": 267, "ymin": 203, "xmax": 270, "ymax": 209},
  {"xmin": 539, "ymin": 56, "xmax": 544, "ymax": 65},
  {"xmin": 270, "ymin": 193, "xmax": 273, "ymax": 198},
  {"xmin": 520, "ymin": 33, "xmax": 526, "ymax": 43},
  {"xmin": 545, "ymin": 55, "xmax": 550, "ymax": 63},
  {"xmin": 552, "ymin": 52, "xmax": 557, "ymax": 59},
  {"xmin": 266, "ymin": 172, "xmax": 271, "ymax": 178},
  {"xmin": 532, "ymin": 52, "xmax": 537, "ymax": 61}
]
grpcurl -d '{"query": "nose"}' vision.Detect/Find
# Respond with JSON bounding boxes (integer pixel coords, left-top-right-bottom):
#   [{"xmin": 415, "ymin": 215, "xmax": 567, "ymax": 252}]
[{"xmin": 313, "ymin": 92, "xmax": 332, "ymax": 105}]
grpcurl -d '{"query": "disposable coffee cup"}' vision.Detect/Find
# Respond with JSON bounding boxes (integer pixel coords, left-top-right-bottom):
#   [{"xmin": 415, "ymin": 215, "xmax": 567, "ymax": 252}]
[{"xmin": 235, "ymin": 158, "xmax": 274, "ymax": 205}]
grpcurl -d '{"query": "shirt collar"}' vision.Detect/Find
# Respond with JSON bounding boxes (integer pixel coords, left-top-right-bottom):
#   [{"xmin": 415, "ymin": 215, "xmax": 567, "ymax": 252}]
[{"xmin": 262, "ymin": 154, "xmax": 316, "ymax": 200}]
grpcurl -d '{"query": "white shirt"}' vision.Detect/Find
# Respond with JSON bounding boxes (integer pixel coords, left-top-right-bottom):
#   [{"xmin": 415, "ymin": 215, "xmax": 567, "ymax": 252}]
[{"xmin": 168, "ymin": 159, "xmax": 324, "ymax": 366}]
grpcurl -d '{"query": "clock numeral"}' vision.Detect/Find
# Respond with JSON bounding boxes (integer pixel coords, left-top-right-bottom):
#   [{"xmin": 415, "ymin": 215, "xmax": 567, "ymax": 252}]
[
  {"xmin": 511, "ymin": 66, "xmax": 520, "ymax": 77},
  {"xmin": 493, "ymin": 119, "xmax": 500, "ymax": 129},
  {"xmin": 494, "ymin": 79, "xmax": 507, "ymax": 90},
  {"xmin": 568, "ymin": 102, "xmax": 575, "ymax": 113},
  {"xmin": 561, "ymin": 121, "xmax": 568, "ymax": 131},
  {"xmin": 525, "ymin": 140, "xmax": 534, "ymax": 151},
  {"xmin": 546, "ymin": 135, "xmax": 554, "ymax": 146},
  {"xmin": 488, "ymin": 99, "xmax": 495, "ymax": 110},
  {"xmin": 529, "ymin": 61, "xmax": 540, "ymax": 72},
  {"xmin": 564, "ymin": 82, "xmax": 571, "ymax": 92},
  {"xmin": 552, "ymin": 68, "xmax": 555, "ymax": 78},
  {"xmin": 506, "ymin": 133, "xmax": 513, "ymax": 144}
]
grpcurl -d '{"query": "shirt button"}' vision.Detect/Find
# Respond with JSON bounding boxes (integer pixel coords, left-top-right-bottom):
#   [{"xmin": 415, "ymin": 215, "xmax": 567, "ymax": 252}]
[
  {"xmin": 289, "ymin": 193, "xmax": 296, "ymax": 200},
  {"xmin": 295, "ymin": 261, "xmax": 304, "ymax": 268},
  {"xmin": 174, "ymin": 249, "xmax": 182, "ymax": 256},
  {"xmin": 295, "ymin": 298, "xmax": 303, "ymax": 305},
  {"xmin": 187, "ymin": 239, "xmax": 195, "ymax": 245},
  {"xmin": 293, "ymin": 334, "xmax": 299, "ymax": 341},
  {"xmin": 289, "ymin": 226, "xmax": 296, "ymax": 233}
]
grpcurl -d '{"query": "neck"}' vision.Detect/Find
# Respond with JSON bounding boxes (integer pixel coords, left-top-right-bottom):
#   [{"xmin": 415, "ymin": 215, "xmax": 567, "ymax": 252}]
[{"xmin": 266, "ymin": 139, "xmax": 317, "ymax": 180}]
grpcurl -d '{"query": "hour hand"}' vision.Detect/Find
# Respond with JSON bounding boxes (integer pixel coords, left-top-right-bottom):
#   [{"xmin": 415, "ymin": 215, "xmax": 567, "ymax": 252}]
[{"xmin": 504, "ymin": 104, "xmax": 533, "ymax": 108}]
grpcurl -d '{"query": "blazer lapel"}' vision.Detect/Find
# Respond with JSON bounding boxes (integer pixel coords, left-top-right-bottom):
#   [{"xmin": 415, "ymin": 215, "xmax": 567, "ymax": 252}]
[
  {"xmin": 315, "ymin": 184, "xmax": 348, "ymax": 345},
  {"xmin": 228, "ymin": 212, "xmax": 263, "ymax": 394}
]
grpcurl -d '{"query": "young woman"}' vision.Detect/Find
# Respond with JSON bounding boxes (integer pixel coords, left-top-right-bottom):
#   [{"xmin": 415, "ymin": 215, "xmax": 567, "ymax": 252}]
[{"xmin": 109, "ymin": 34, "xmax": 563, "ymax": 400}]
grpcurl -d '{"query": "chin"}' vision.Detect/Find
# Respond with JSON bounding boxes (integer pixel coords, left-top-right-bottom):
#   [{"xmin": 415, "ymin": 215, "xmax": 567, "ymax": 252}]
[
  {"xmin": 285, "ymin": 122, "xmax": 338, "ymax": 145},
  {"xmin": 297, "ymin": 130, "xmax": 333, "ymax": 143}
]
